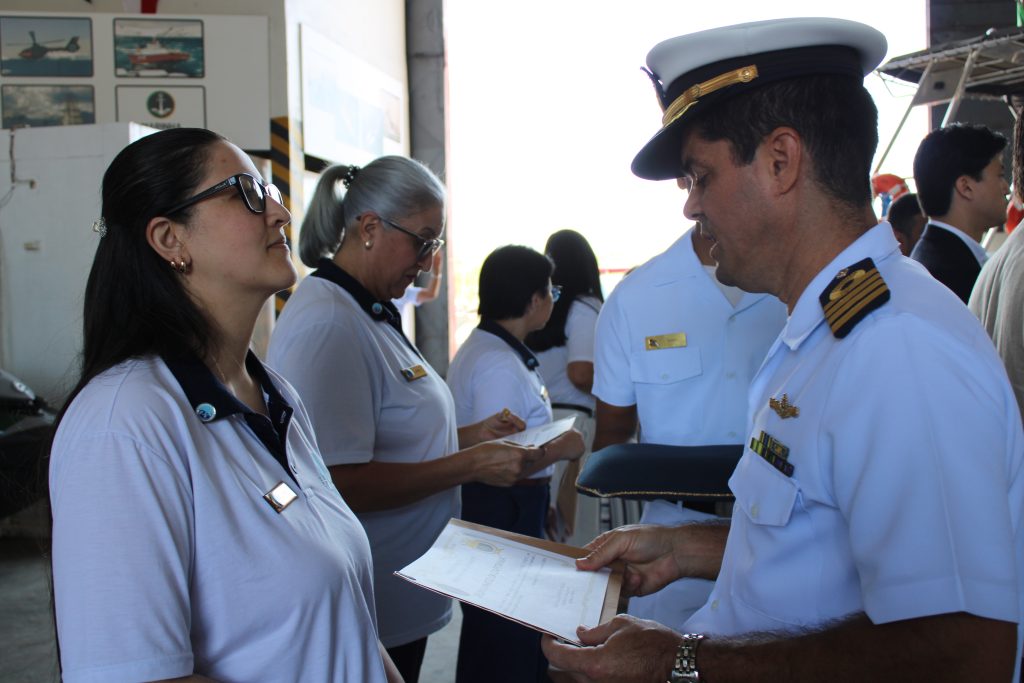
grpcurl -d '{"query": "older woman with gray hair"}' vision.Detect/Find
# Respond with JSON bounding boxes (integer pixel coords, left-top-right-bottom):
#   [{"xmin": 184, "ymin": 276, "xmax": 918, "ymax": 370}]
[{"xmin": 268, "ymin": 157, "xmax": 534, "ymax": 683}]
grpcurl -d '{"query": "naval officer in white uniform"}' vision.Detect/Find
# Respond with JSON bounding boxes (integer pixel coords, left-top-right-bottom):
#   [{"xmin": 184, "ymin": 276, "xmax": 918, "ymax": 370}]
[
  {"xmin": 593, "ymin": 224, "xmax": 786, "ymax": 628},
  {"xmin": 544, "ymin": 17, "xmax": 1024, "ymax": 683}
]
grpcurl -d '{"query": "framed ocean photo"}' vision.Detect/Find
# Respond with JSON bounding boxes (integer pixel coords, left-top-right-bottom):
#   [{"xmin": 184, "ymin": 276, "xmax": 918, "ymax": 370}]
[
  {"xmin": 113, "ymin": 18, "xmax": 204, "ymax": 78},
  {"xmin": 1, "ymin": 84, "xmax": 96, "ymax": 128},
  {"xmin": 0, "ymin": 16, "xmax": 93, "ymax": 77}
]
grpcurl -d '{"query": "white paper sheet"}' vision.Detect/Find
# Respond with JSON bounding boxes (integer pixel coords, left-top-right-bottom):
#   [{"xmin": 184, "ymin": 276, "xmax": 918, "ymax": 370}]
[
  {"xmin": 494, "ymin": 415, "xmax": 576, "ymax": 448},
  {"xmin": 396, "ymin": 520, "xmax": 611, "ymax": 643}
]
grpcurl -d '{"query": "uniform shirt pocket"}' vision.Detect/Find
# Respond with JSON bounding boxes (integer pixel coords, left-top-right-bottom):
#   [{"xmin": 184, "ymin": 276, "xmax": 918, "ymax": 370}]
[
  {"xmin": 629, "ymin": 346, "xmax": 702, "ymax": 385},
  {"xmin": 729, "ymin": 452, "xmax": 821, "ymax": 626}
]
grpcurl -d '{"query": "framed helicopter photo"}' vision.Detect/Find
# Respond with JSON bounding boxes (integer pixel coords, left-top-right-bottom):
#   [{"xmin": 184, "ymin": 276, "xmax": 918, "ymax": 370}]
[{"xmin": 0, "ymin": 16, "xmax": 94, "ymax": 78}]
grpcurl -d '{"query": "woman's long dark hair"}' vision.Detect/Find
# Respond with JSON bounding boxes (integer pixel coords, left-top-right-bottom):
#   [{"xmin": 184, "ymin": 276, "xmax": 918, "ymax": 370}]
[
  {"xmin": 526, "ymin": 229, "xmax": 603, "ymax": 352},
  {"xmin": 53, "ymin": 127, "xmax": 224, "ymax": 430}
]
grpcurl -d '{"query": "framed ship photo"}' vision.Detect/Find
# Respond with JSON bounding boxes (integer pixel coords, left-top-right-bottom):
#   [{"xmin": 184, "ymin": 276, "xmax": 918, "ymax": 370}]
[
  {"xmin": 1, "ymin": 84, "xmax": 96, "ymax": 129},
  {"xmin": 113, "ymin": 18, "xmax": 204, "ymax": 78}
]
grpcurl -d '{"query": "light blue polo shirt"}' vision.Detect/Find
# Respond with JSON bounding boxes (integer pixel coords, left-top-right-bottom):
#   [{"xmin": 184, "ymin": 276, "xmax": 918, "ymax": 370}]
[
  {"xmin": 688, "ymin": 224, "xmax": 1024, "ymax": 678},
  {"xmin": 50, "ymin": 353, "xmax": 386, "ymax": 683}
]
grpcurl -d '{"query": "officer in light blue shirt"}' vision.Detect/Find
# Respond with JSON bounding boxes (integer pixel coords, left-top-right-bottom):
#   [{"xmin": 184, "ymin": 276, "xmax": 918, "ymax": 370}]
[
  {"xmin": 593, "ymin": 226, "xmax": 786, "ymax": 628},
  {"xmin": 543, "ymin": 17, "xmax": 1024, "ymax": 683}
]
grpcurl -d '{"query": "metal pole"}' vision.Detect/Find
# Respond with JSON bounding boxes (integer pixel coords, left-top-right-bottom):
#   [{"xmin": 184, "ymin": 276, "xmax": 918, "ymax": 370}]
[
  {"xmin": 874, "ymin": 60, "xmax": 936, "ymax": 174},
  {"xmin": 941, "ymin": 47, "xmax": 980, "ymax": 126}
]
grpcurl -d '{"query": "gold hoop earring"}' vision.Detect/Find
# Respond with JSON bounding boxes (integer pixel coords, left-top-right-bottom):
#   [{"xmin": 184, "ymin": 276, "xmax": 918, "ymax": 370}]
[{"xmin": 170, "ymin": 257, "xmax": 189, "ymax": 274}]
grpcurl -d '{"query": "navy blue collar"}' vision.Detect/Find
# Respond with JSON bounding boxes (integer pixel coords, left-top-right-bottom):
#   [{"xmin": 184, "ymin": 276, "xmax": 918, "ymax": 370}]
[
  {"xmin": 163, "ymin": 350, "xmax": 296, "ymax": 483},
  {"xmin": 311, "ymin": 258, "xmax": 402, "ymax": 330},
  {"xmin": 163, "ymin": 350, "xmax": 290, "ymax": 424},
  {"xmin": 478, "ymin": 319, "xmax": 540, "ymax": 370},
  {"xmin": 311, "ymin": 258, "xmax": 420, "ymax": 357}
]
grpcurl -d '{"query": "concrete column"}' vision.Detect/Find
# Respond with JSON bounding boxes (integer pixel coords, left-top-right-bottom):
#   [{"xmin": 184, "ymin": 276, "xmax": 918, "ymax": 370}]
[{"xmin": 406, "ymin": 0, "xmax": 451, "ymax": 374}]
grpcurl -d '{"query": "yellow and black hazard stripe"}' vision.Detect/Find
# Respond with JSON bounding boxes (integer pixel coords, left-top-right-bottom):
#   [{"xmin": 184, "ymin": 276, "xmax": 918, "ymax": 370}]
[{"xmin": 271, "ymin": 116, "xmax": 301, "ymax": 315}]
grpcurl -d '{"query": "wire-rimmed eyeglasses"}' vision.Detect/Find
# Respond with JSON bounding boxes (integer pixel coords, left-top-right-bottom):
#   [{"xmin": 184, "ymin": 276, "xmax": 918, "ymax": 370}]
[{"xmin": 381, "ymin": 216, "xmax": 445, "ymax": 261}]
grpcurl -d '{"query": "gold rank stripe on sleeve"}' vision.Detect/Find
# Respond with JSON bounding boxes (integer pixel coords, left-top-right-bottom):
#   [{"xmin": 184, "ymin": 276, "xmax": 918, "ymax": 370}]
[{"xmin": 819, "ymin": 257, "xmax": 890, "ymax": 339}]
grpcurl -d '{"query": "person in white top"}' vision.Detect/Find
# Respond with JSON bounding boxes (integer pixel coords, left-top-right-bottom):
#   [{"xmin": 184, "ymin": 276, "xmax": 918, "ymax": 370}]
[
  {"xmin": 447, "ymin": 245, "xmax": 585, "ymax": 683},
  {"xmin": 526, "ymin": 229, "xmax": 604, "ymax": 543},
  {"xmin": 50, "ymin": 128, "xmax": 397, "ymax": 682},
  {"xmin": 267, "ymin": 160, "xmax": 534, "ymax": 683},
  {"xmin": 911, "ymin": 123, "xmax": 1009, "ymax": 303},
  {"xmin": 591, "ymin": 225, "xmax": 786, "ymax": 629},
  {"xmin": 543, "ymin": 18, "xmax": 1023, "ymax": 682},
  {"xmin": 528, "ymin": 229, "xmax": 604, "ymax": 413}
]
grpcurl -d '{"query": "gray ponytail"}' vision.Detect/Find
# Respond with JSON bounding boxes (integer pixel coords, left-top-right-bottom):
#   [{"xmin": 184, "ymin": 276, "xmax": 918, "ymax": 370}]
[{"xmin": 298, "ymin": 156, "xmax": 446, "ymax": 268}]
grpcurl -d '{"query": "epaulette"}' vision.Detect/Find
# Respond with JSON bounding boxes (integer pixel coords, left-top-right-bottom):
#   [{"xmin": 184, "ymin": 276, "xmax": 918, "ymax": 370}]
[{"xmin": 819, "ymin": 257, "xmax": 890, "ymax": 339}]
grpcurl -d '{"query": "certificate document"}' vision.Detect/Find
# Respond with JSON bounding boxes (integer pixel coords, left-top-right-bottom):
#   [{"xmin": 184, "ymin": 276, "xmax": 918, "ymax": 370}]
[
  {"xmin": 396, "ymin": 519, "xmax": 622, "ymax": 643},
  {"xmin": 494, "ymin": 415, "xmax": 577, "ymax": 448}
]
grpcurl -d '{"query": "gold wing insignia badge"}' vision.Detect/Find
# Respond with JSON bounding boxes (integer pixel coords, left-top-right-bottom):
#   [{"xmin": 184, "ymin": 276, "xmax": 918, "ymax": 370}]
[{"xmin": 769, "ymin": 393, "xmax": 799, "ymax": 419}]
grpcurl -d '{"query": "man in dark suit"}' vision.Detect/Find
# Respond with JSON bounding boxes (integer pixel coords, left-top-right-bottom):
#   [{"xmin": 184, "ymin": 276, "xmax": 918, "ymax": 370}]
[{"xmin": 911, "ymin": 124, "xmax": 1008, "ymax": 303}]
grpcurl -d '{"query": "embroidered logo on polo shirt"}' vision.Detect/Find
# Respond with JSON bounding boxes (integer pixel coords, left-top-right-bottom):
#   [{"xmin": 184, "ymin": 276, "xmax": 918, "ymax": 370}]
[
  {"xmin": 750, "ymin": 430, "xmax": 794, "ymax": 477},
  {"xmin": 401, "ymin": 364, "xmax": 428, "ymax": 381},
  {"xmin": 819, "ymin": 257, "xmax": 890, "ymax": 339},
  {"xmin": 645, "ymin": 332, "xmax": 687, "ymax": 350}
]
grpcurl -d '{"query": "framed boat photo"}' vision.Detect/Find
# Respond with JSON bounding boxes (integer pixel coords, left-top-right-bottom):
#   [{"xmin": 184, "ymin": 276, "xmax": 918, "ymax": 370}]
[{"xmin": 113, "ymin": 17, "xmax": 203, "ymax": 78}]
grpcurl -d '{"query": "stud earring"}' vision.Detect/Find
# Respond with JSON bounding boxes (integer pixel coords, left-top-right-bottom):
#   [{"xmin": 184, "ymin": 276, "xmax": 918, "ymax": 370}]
[
  {"xmin": 169, "ymin": 257, "xmax": 189, "ymax": 274},
  {"xmin": 364, "ymin": 241, "xmax": 373, "ymax": 249}
]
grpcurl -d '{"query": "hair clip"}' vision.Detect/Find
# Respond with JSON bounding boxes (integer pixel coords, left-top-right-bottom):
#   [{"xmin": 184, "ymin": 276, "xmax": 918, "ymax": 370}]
[
  {"xmin": 341, "ymin": 165, "xmax": 361, "ymax": 189},
  {"xmin": 92, "ymin": 217, "xmax": 107, "ymax": 238}
]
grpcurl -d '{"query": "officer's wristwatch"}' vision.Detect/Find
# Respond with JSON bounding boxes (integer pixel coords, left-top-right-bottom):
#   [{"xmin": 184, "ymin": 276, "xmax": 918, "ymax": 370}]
[{"xmin": 668, "ymin": 633, "xmax": 705, "ymax": 682}]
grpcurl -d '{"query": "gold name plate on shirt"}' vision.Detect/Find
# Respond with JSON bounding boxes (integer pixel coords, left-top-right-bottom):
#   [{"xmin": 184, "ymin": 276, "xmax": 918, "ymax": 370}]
[
  {"xmin": 645, "ymin": 332, "xmax": 686, "ymax": 350},
  {"xmin": 401, "ymin": 364, "xmax": 428, "ymax": 381},
  {"xmin": 264, "ymin": 481, "xmax": 298, "ymax": 513}
]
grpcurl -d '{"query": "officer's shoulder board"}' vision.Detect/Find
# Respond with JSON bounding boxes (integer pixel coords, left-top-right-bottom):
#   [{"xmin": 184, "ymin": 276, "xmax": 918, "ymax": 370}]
[{"xmin": 819, "ymin": 257, "xmax": 890, "ymax": 339}]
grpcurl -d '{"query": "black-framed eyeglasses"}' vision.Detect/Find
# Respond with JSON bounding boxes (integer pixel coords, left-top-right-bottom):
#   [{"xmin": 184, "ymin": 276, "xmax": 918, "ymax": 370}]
[
  {"xmin": 165, "ymin": 173, "xmax": 283, "ymax": 216},
  {"xmin": 381, "ymin": 216, "xmax": 445, "ymax": 261},
  {"xmin": 550, "ymin": 285, "xmax": 563, "ymax": 303}
]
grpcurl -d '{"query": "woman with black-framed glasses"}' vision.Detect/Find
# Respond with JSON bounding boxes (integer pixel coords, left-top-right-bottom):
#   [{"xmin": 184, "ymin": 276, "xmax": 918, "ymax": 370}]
[
  {"xmin": 268, "ymin": 158, "xmax": 535, "ymax": 683},
  {"xmin": 49, "ymin": 128, "xmax": 398, "ymax": 681}
]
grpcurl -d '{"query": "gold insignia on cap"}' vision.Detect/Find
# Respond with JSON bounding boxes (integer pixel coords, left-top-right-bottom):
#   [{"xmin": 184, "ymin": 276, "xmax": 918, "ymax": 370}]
[
  {"xmin": 645, "ymin": 332, "xmax": 687, "ymax": 350},
  {"xmin": 662, "ymin": 64, "xmax": 760, "ymax": 128},
  {"xmin": 819, "ymin": 257, "xmax": 890, "ymax": 339},
  {"xmin": 769, "ymin": 393, "xmax": 799, "ymax": 419}
]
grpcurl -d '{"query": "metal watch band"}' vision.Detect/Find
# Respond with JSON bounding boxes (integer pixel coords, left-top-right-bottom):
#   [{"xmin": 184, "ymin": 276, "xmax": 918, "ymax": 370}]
[{"xmin": 668, "ymin": 633, "xmax": 705, "ymax": 683}]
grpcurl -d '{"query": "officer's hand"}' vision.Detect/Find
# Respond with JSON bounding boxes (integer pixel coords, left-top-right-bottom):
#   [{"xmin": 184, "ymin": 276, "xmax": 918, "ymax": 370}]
[
  {"xmin": 545, "ymin": 428, "xmax": 586, "ymax": 462},
  {"xmin": 541, "ymin": 615, "xmax": 681, "ymax": 683},
  {"xmin": 577, "ymin": 522, "xmax": 727, "ymax": 596},
  {"xmin": 466, "ymin": 441, "xmax": 531, "ymax": 486}
]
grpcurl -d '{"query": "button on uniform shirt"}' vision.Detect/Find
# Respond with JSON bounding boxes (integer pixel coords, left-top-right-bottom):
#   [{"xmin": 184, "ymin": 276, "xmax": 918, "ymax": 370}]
[
  {"xmin": 448, "ymin": 321, "xmax": 555, "ymax": 479},
  {"xmin": 687, "ymin": 224, "xmax": 1024, "ymax": 680},
  {"xmin": 50, "ymin": 354, "xmax": 385, "ymax": 683},
  {"xmin": 268, "ymin": 261, "xmax": 460, "ymax": 649},
  {"xmin": 593, "ymin": 228, "xmax": 787, "ymax": 628}
]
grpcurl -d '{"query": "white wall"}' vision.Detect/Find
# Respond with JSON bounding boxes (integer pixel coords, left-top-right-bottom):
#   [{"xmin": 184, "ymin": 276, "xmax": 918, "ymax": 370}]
[
  {"xmin": 0, "ymin": 0, "xmax": 409, "ymax": 401},
  {"xmin": 0, "ymin": 122, "xmax": 154, "ymax": 402}
]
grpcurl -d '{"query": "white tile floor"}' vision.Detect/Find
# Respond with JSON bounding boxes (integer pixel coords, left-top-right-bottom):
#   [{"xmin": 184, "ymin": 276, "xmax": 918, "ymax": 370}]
[{"xmin": 419, "ymin": 604, "xmax": 461, "ymax": 683}]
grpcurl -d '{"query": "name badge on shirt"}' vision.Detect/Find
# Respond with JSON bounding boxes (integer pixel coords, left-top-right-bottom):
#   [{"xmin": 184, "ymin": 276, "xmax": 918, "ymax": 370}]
[
  {"xmin": 645, "ymin": 332, "xmax": 686, "ymax": 350},
  {"xmin": 263, "ymin": 481, "xmax": 298, "ymax": 513},
  {"xmin": 401, "ymin": 364, "xmax": 428, "ymax": 382}
]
